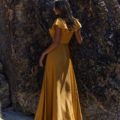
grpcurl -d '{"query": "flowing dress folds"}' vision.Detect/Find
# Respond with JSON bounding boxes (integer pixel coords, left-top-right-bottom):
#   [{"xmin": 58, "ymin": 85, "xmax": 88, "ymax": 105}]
[{"xmin": 34, "ymin": 17, "xmax": 83, "ymax": 120}]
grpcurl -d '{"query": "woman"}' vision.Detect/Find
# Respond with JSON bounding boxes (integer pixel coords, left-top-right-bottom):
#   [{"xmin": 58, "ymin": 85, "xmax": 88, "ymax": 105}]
[{"xmin": 34, "ymin": 0, "xmax": 83, "ymax": 120}]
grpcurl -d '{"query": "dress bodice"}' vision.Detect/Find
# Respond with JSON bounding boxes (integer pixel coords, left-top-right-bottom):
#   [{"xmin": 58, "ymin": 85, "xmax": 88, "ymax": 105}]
[{"xmin": 49, "ymin": 18, "xmax": 82, "ymax": 44}]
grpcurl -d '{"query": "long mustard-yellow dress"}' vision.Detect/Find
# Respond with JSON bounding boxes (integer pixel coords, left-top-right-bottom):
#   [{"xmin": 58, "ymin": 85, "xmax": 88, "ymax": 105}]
[{"xmin": 34, "ymin": 17, "xmax": 83, "ymax": 120}]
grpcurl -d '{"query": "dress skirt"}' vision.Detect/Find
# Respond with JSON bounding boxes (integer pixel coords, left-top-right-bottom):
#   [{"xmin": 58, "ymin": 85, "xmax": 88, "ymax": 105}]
[{"xmin": 34, "ymin": 43, "xmax": 83, "ymax": 120}]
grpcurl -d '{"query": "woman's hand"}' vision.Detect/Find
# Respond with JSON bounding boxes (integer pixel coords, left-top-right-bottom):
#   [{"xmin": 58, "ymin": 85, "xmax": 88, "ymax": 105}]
[
  {"xmin": 80, "ymin": 37, "xmax": 83, "ymax": 43},
  {"xmin": 39, "ymin": 53, "xmax": 45, "ymax": 67}
]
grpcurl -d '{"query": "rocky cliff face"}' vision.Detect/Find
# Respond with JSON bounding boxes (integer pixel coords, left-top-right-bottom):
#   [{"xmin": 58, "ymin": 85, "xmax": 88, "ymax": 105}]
[{"xmin": 0, "ymin": 0, "xmax": 120, "ymax": 119}]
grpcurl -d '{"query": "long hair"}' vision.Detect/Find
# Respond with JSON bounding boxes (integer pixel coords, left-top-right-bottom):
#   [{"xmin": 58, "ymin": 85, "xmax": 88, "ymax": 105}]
[{"xmin": 54, "ymin": 0, "xmax": 77, "ymax": 31}]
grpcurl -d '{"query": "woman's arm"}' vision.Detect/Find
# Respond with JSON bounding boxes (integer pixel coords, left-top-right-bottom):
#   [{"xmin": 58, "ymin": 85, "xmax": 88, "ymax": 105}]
[
  {"xmin": 42, "ymin": 25, "xmax": 61, "ymax": 56},
  {"xmin": 74, "ymin": 29, "xmax": 83, "ymax": 44},
  {"xmin": 39, "ymin": 25, "xmax": 61, "ymax": 67}
]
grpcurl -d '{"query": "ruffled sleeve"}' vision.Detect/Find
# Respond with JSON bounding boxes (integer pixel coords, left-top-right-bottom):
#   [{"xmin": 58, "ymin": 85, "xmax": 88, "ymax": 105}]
[
  {"xmin": 52, "ymin": 18, "xmax": 69, "ymax": 30},
  {"xmin": 52, "ymin": 18, "xmax": 82, "ymax": 31},
  {"xmin": 74, "ymin": 18, "xmax": 82, "ymax": 31}
]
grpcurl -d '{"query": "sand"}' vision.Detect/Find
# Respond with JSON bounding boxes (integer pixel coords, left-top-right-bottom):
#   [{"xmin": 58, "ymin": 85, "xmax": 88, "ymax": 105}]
[{"xmin": 1, "ymin": 110, "xmax": 34, "ymax": 120}]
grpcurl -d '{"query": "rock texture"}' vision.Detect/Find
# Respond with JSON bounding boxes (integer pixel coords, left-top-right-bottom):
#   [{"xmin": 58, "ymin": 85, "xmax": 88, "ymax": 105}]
[
  {"xmin": 0, "ymin": 62, "xmax": 11, "ymax": 110},
  {"xmin": 0, "ymin": 74, "xmax": 11, "ymax": 109},
  {"xmin": 0, "ymin": 0, "xmax": 120, "ymax": 119}
]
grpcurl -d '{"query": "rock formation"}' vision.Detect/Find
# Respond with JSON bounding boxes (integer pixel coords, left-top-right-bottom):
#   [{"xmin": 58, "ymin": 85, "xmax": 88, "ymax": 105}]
[
  {"xmin": 0, "ymin": 0, "xmax": 120, "ymax": 119},
  {"xmin": 0, "ymin": 62, "xmax": 11, "ymax": 119},
  {"xmin": 0, "ymin": 73, "xmax": 11, "ymax": 109}
]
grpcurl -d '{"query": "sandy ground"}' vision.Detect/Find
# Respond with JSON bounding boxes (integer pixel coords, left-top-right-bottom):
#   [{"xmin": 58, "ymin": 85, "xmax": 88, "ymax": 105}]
[{"xmin": 1, "ymin": 110, "xmax": 34, "ymax": 120}]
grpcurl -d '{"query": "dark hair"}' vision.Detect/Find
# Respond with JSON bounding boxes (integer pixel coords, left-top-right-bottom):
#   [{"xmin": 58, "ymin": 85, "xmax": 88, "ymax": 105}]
[{"xmin": 54, "ymin": 0, "xmax": 77, "ymax": 31}]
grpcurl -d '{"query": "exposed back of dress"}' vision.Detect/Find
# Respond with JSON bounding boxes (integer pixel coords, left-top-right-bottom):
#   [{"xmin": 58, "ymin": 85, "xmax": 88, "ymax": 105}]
[{"xmin": 49, "ymin": 18, "xmax": 82, "ymax": 44}]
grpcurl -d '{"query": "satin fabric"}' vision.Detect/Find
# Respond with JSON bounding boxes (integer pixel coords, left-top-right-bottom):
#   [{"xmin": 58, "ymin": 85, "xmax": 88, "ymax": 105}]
[{"xmin": 34, "ymin": 18, "xmax": 83, "ymax": 120}]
